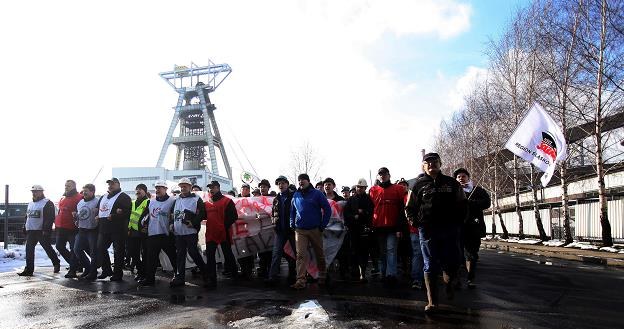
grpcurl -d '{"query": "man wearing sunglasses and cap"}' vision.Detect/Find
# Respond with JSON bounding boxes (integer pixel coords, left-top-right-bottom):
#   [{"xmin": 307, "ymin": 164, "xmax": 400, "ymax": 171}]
[
  {"xmin": 406, "ymin": 152, "xmax": 467, "ymax": 313},
  {"xmin": 18, "ymin": 185, "xmax": 61, "ymax": 276}
]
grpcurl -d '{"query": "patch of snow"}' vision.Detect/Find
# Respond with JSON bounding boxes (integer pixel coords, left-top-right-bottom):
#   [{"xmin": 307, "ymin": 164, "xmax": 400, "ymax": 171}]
[
  {"xmin": 543, "ymin": 240, "xmax": 566, "ymax": 247},
  {"xmin": 578, "ymin": 244, "xmax": 599, "ymax": 250},
  {"xmin": 600, "ymin": 247, "xmax": 619, "ymax": 253},
  {"xmin": 516, "ymin": 239, "xmax": 542, "ymax": 245}
]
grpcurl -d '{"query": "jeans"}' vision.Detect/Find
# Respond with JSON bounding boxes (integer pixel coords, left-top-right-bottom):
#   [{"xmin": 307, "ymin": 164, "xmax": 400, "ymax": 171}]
[
  {"xmin": 174, "ymin": 234, "xmax": 206, "ymax": 280},
  {"xmin": 25, "ymin": 230, "xmax": 60, "ymax": 272},
  {"xmin": 377, "ymin": 232, "xmax": 398, "ymax": 277},
  {"xmin": 74, "ymin": 229, "xmax": 97, "ymax": 274},
  {"xmin": 205, "ymin": 240, "xmax": 237, "ymax": 281},
  {"xmin": 268, "ymin": 230, "xmax": 296, "ymax": 280},
  {"xmin": 419, "ymin": 226, "xmax": 460, "ymax": 275},
  {"xmin": 410, "ymin": 232, "xmax": 424, "ymax": 282},
  {"xmin": 56, "ymin": 228, "xmax": 78, "ymax": 271}
]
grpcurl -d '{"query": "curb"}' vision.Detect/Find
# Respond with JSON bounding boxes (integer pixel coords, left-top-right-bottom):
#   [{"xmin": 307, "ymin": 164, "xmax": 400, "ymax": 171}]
[{"xmin": 482, "ymin": 242, "xmax": 624, "ymax": 268}]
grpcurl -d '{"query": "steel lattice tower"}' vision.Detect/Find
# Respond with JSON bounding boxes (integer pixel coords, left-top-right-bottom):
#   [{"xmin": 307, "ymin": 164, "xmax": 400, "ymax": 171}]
[{"xmin": 156, "ymin": 61, "xmax": 232, "ymax": 179}]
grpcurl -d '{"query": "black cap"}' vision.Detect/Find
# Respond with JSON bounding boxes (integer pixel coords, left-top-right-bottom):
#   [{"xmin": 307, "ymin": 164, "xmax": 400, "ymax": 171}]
[
  {"xmin": 453, "ymin": 168, "xmax": 470, "ymax": 178},
  {"xmin": 258, "ymin": 179, "xmax": 271, "ymax": 188},
  {"xmin": 423, "ymin": 152, "xmax": 440, "ymax": 162},
  {"xmin": 275, "ymin": 175, "xmax": 289, "ymax": 185},
  {"xmin": 191, "ymin": 185, "xmax": 202, "ymax": 191},
  {"xmin": 106, "ymin": 178, "xmax": 120, "ymax": 184},
  {"xmin": 241, "ymin": 183, "xmax": 250, "ymax": 188},
  {"xmin": 298, "ymin": 173, "xmax": 311, "ymax": 182},
  {"xmin": 135, "ymin": 183, "xmax": 148, "ymax": 192},
  {"xmin": 323, "ymin": 177, "xmax": 336, "ymax": 185},
  {"xmin": 207, "ymin": 180, "xmax": 220, "ymax": 188},
  {"xmin": 377, "ymin": 167, "xmax": 390, "ymax": 175},
  {"xmin": 341, "ymin": 186, "xmax": 350, "ymax": 192},
  {"xmin": 252, "ymin": 188, "xmax": 261, "ymax": 195}
]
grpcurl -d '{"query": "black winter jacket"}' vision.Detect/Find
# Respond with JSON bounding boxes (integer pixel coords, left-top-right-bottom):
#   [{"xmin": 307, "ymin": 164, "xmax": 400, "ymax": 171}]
[
  {"xmin": 343, "ymin": 192, "xmax": 374, "ymax": 233},
  {"xmin": 405, "ymin": 173, "xmax": 467, "ymax": 236},
  {"xmin": 463, "ymin": 185, "xmax": 491, "ymax": 238}
]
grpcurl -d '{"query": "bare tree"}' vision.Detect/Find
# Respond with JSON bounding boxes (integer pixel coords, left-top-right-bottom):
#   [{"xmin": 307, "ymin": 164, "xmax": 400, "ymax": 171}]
[{"xmin": 287, "ymin": 141, "xmax": 324, "ymax": 184}]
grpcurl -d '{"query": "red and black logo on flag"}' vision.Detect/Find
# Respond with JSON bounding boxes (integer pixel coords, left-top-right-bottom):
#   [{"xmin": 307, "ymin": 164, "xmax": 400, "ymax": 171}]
[{"xmin": 536, "ymin": 131, "xmax": 557, "ymax": 161}]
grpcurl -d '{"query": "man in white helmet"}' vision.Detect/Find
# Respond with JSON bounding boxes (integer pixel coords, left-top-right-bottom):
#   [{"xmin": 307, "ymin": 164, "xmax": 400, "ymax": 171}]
[{"xmin": 18, "ymin": 185, "xmax": 61, "ymax": 276}]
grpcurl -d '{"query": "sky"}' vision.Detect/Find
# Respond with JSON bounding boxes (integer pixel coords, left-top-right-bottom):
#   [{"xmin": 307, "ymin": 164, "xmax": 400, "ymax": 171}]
[{"xmin": 0, "ymin": 0, "xmax": 529, "ymax": 203}]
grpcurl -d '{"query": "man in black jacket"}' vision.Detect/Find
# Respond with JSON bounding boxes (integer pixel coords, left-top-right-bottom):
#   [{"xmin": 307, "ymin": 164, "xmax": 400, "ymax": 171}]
[
  {"xmin": 454, "ymin": 168, "xmax": 491, "ymax": 288},
  {"xmin": 88, "ymin": 178, "xmax": 132, "ymax": 281},
  {"xmin": 343, "ymin": 178, "xmax": 374, "ymax": 282},
  {"xmin": 18, "ymin": 185, "xmax": 61, "ymax": 276},
  {"xmin": 265, "ymin": 175, "xmax": 297, "ymax": 285},
  {"xmin": 405, "ymin": 153, "xmax": 467, "ymax": 313}
]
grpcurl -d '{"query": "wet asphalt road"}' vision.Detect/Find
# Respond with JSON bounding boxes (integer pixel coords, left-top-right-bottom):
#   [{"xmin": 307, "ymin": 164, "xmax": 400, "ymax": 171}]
[{"xmin": 0, "ymin": 249, "xmax": 623, "ymax": 329}]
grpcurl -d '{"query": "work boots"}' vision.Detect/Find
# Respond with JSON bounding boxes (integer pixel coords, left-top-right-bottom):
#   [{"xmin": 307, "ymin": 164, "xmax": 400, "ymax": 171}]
[{"xmin": 423, "ymin": 272, "xmax": 438, "ymax": 313}]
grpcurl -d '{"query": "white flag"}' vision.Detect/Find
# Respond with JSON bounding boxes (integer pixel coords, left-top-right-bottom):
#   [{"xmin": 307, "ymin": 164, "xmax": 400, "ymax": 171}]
[{"xmin": 504, "ymin": 103, "xmax": 567, "ymax": 186}]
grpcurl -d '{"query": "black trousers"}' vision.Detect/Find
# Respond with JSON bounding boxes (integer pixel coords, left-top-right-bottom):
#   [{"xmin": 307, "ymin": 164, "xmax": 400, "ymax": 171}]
[
  {"xmin": 127, "ymin": 233, "xmax": 146, "ymax": 276},
  {"xmin": 349, "ymin": 231, "xmax": 370, "ymax": 278},
  {"xmin": 145, "ymin": 234, "xmax": 177, "ymax": 281},
  {"xmin": 95, "ymin": 231, "xmax": 126, "ymax": 276},
  {"xmin": 205, "ymin": 240, "xmax": 237, "ymax": 281},
  {"xmin": 55, "ymin": 228, "xmax": 78, "ymax": 271},
  {"xmin": 175, "ymin": 234, "xmax": 206, "ymax": 280},
  {"xmin": 25, "ymin": 230, "xmax": 60, "ymax": 272}
]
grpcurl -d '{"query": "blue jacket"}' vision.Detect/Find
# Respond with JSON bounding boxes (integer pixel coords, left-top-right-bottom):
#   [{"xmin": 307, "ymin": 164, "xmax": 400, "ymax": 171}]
[{"xmin": 290, "ymin": 185, "xmax": 332, "ymax": 230}]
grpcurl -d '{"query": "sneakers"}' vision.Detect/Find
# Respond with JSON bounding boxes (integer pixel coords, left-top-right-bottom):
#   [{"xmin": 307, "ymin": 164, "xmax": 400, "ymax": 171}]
[
  {"xmin": 64, "ymin": 271, "xmax": 78, "ymax": 279},
  {"xmin": 17, "ymin": 270, "xmax": 34, "ymax": 277},
  {"xmin": 290, "ymin": 281, "xmax": 306, "ymax": 290}
]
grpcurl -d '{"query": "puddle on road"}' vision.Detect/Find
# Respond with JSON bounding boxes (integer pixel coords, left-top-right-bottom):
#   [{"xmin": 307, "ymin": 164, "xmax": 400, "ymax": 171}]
[{"xmin": 170, "ymin": 294, "xmax": 204, "ymax": 304}]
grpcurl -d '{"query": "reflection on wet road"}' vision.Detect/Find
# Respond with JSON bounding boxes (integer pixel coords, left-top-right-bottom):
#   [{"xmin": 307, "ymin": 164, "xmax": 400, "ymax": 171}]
[{"xmin": 0, "ymin": 250, "xmax": 623, "ymax": 328}]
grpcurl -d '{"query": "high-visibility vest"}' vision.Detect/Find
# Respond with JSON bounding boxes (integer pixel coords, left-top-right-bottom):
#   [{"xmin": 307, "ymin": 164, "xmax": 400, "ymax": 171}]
[{"xmin": 129, "ymin": 199, "xmax": 149, "ymax": 231}]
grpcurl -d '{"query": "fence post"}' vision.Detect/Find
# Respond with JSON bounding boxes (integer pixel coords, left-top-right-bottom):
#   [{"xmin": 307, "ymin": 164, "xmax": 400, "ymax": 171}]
[{"xmin": 4, "ymin": 185, "xmax": 8, "ymax": 250}]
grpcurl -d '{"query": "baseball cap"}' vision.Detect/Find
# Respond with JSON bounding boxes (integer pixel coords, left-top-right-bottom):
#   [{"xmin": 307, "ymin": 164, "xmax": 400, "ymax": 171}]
[
  {"xmin": 275, "ymin": 175, "xmax": 289, "ymax": 185},
  {"xmin": 377, "ymin": 167, "xmax": 390, "ymax": 175},
  {"xmin": 341, "ymin": 186, "xmax": 350, "ymax": 193},
  {"xmin": 423, "ymin": 152, "xmax": 440, "ymax": 162},
  {"xmin": 106, "ymin": 178, "xmax": 120, "ymax": 184},
  {"xmin": 258, "ymin": 179, "xmax": 271, "ymax": 188},
  {"xmin": 207, "ymin": 180, "xmax": 220, "ymax": 188},
  {"xmin": 241, "ymin": 183, "xmax": 250, "ymax": 188}
]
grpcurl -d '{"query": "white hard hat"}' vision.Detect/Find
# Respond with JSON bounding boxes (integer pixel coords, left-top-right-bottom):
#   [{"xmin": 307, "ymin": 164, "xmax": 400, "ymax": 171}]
[
  {"xmin": 30, "ymin": 184, "xmax": 44, "ymax": 191},
  {"xmin": 154, "ymin": 180, "xmax": 168, "ymax": 188},
  {"xmin": 178, "ymin": 177, "xmax": 192, "ymax": 186}
]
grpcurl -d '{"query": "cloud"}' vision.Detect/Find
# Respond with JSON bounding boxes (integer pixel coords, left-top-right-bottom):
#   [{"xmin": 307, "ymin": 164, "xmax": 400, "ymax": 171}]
[{"xmin": 0, "ymin": 0, "xmax": 474, "ymax": 201}]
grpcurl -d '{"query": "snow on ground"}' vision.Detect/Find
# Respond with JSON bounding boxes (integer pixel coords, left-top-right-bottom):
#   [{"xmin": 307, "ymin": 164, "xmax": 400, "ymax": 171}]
[
  {"xmin": 0, "ymin": 243, "xmax": 68, "ymax": 273},
  {"xmin": 0, "ymin": 242, "xmax": 114, "ymax": 274},
  {"xmin": 542, "ymin": 240, "xmax": 567, "ymax": 247}
]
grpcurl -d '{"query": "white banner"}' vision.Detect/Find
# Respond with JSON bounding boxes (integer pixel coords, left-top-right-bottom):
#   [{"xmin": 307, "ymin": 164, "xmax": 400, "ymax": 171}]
[{"xmin": 504, "ymin": 103, "xmax": 567, "ymax": 186}]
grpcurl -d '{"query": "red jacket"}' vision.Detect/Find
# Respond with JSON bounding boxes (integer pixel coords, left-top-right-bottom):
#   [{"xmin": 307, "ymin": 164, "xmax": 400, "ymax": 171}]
[
  {"xmin": 369, "ymin": 183, "xmax": 405, "ymax": 229},
  {"xmin": 55, "ymin": 191, "xmax": 82, "ymax": 230},
  {"xmin": 204, "ymin": 196, "xmax": 234, "ymax": 243}
]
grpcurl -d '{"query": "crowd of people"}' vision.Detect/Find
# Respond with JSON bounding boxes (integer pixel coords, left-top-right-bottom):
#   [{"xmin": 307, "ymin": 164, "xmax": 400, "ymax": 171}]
[{"xmin": 20, "ymin": 152, "xmax": 490, "ymax": 313}]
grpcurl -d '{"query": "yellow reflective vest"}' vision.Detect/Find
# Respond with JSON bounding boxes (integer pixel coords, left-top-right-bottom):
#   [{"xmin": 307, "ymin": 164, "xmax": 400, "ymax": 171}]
[{"xmin": 129, "ymin": 198, "xmax": 149, "ymax": 231}]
